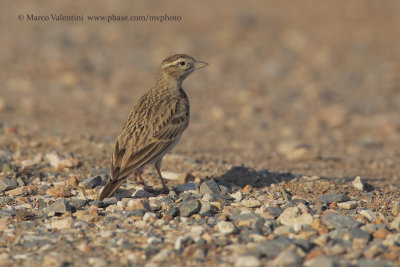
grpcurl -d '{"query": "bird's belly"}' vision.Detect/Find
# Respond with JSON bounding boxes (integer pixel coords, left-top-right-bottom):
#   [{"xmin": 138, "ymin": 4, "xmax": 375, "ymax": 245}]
[{"xmin": 148, "ymin": 135, "xmax": 182, "ymax": 165}]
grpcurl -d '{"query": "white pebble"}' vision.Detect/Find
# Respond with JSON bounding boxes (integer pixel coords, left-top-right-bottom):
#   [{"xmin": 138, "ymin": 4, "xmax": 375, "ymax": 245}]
[{"xmin": 217, "ymin": 221, "xmax": 236, "ymax": 234}]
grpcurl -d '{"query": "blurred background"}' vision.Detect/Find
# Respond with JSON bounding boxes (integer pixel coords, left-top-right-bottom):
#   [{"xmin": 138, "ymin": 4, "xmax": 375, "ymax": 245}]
[{"xmin": 1, "ymin": 1, "xmax": 399, "ymax": 181}]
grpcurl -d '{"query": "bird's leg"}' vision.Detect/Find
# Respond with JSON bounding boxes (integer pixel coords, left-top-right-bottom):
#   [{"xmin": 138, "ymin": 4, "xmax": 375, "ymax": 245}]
[
  {"xmin": 136, "ymin": 169, "xmax": 153, "ymax": 192},
  {"xmin": 155, "ymin": 159, "xmax": 169, "ymax": 193},
  {"xmin": 136, "ymin": 169, "xmax": 146, "ymax": 186}
]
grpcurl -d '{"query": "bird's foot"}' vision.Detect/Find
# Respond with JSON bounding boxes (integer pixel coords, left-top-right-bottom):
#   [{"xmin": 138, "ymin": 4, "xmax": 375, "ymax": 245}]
[
  {"xmin": 160, "ymin": 185, "xmax": 169, "ymax": 194},
  {"xmin": 140, "ymin": 184, "xmax": 153, "ymax": 192},
  {"xmin": 134, "ymin": 182, "xmax": 152, "ymax": 192}
]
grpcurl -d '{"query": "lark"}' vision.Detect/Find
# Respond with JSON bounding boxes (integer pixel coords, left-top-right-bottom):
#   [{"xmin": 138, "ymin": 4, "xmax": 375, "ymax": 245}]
[{"xmin": 98, "ymin": 54, "xmax": 208, "ymax": 200}]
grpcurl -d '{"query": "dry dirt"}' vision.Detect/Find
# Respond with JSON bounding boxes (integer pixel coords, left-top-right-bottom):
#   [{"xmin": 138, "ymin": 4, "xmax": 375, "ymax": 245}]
[{"xmin": 1, "ymin": 1, "xmax": 400, "ymax": 266}]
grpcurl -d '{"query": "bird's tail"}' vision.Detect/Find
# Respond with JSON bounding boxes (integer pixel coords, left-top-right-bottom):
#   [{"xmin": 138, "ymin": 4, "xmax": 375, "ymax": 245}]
[{"xmin": 97, "ymin": 178, "xmax": 125, "ymax": 201}]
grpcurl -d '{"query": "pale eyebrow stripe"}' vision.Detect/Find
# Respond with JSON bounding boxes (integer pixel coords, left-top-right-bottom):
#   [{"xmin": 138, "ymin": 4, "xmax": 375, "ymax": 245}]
[{"xmin": 162, "ymin": 59, "xmax": 184, "ymax": 67}]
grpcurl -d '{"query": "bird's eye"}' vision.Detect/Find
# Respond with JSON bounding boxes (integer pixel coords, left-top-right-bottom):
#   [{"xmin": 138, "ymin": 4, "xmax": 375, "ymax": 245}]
[{"xmin": 179, "ymin": 61, "xmax": 185, "ymax": 66}]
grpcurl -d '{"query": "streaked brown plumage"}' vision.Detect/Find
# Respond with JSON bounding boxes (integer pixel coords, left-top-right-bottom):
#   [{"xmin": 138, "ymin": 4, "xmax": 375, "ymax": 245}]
[{"xmin": 98, "ymin": 54, "xmax": 208, "ymax": 200}]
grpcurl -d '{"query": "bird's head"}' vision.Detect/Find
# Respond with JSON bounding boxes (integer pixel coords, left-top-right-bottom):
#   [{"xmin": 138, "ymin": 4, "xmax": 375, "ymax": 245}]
[{"xmin": 159, "ymin": 54, "xmax": 208, "ymax": 82}]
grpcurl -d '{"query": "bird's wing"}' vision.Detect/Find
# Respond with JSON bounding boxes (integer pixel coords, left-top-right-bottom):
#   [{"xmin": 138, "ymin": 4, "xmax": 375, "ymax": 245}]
[{"xmin": 110, "ymin": 92, "xmax": 189, "ymax": 182}]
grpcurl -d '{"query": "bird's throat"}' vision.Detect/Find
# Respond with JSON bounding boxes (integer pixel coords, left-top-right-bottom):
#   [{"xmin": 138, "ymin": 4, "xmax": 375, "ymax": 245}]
[{"xmin": 154, "ymin": 73, "xmax": 183, "ymax": 93}]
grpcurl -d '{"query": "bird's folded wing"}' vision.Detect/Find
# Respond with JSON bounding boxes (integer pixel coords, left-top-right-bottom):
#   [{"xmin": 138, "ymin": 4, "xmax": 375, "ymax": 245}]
[{"xmin": 110, "ymin": 98, "xmax": 189, "ymax": 181}]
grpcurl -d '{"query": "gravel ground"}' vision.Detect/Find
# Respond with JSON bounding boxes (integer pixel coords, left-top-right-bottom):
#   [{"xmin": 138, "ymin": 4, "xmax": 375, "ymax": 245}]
[{"xmin": 1, "ymin": 1, "xmax": 400, "ymax": 266}]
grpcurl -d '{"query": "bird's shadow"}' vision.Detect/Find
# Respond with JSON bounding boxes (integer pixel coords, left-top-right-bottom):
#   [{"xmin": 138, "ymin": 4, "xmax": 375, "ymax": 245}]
[
  {"xmin": 122, "ymin": 166, "xmax": 296, "ymax": 197},
  {"xmin": 212, "ymin": 165, "xmax": 377, "ymax": 192},
  {"xmin": 113, "ymin": 165, "xmax": 378, "ymax": 199},
  {"xmin": 213, "ymin": 165, "xmax": 295, "ymax": 191}
]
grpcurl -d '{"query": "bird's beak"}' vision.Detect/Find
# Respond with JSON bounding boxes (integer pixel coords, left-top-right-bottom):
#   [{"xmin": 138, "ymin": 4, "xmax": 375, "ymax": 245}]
[{"xmin": 193, "ymin": 60, "xmax": 208, "ymax": 70}]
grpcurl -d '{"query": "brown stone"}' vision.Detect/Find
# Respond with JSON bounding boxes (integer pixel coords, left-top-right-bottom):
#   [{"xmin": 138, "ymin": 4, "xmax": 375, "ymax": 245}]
[
  {"xmin": 373, "ymin": 228, "xmax": 390, "ymax": 239},
  {"xmin": 58, "ymin": 158, "xmax": 80, "ymax": 169},
  {"xmin": 74, "ymin": 210, "xmax": 99, "ymax": 223},
  {"xmin": 69, "ymin": 176, "xmax": 79, "ymax": 189},
  {"xmin": 42, "ymin": 254, "xmax": 63, "ymax": 267},
  {"xmin": 393, "ymin": 202, "xmax": 400, "ymax": 216},
  {"xmin": 311, "ymin": 218, "xmax": 329, "ymax": 234},
  {"xmin": 6, "ymin": 186, "xmax": 28, "ymax": 196},
  {"xmin": 17, "ymin": 197, "xmax": 29, "ymax": 203},
  {"xmin": 241, "ymin": 184, "xmax": 253, "ymax": 194},
  {"xmin": 0, "ymin": 217, "xmax": 11, "ymax": 231},
  {"xmin": 329, "ymin": 201, "xmax": 338, "ymax": 209},
  {"xmin": 364, "ymin": 244, "xmax": 383, "ymax": 259},
  {"xmin": 47, "ymin": 185, "xmax": 72, "ymax": 198},
  {"xmin": 385, "ymin": 252, "xmax": 398, "ymax": 261},
  {"xmin": 305, "ymin": 248, "xmax": 323, "ymax": 260},
  {"xmin": 181, "ymin": 244, "xmax": 197, "ymax": 258},
  {"xmin": 126, "ymin": 199, "xmax": 151, "ymax": 211},
  {"xmin": 162, "ymin": 214, "xmax": 173, "ymax": 221}
]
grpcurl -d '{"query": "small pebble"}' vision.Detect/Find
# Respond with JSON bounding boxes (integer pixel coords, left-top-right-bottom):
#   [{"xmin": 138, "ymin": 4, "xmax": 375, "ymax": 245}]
[
  {"xmin": 359, "ymin": 209, "xmax": 377, "ymax": 222},
  {"xmin": 0, "ymin": 179, "xmax": 18, "ymax": 191},
  {"xmin": 352, "ymin": 176, "xmax": 365, "ymax": 191},
  {"xmin": 337, "ymin": 200, "xmax": 357, "ymax": 210},
  {"xmin": 143, "ymin": 212, "xmax": 157, "ymax": 222},
  {"xmin": 322, "ymin": 213, "xmax": 360, "ymax": 229},
  {"xmin": 392, "ymin": 201, "xmax": 400, "ymax": 216},
  {"xmin": 45, "ymin": 199, "xmax": 71, "ymax": 215},
  {"xmin": 217, "ymin": 221, "xmax": 236, "ymax": 234},
  {"xmin": 272, "ymin": 245, "xmax": 302, "ymax": 267},
  {"xmin": 79, "ymin": 176, "xmax": 102, "ymax": 189},
  {"xmin": 235, "ymin": 255, "xmax": 260, "ymax": 267},
  {"xmin": 199, "ymin": 180, "xmax": 220, "ymax": 195},
  {"xmin": 319, "ymin": 193, "xmax": 349, "ymax": 204},
  {"xmin": 178, "ymin": 199, "xmax": 201, "ymax": 217}
]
